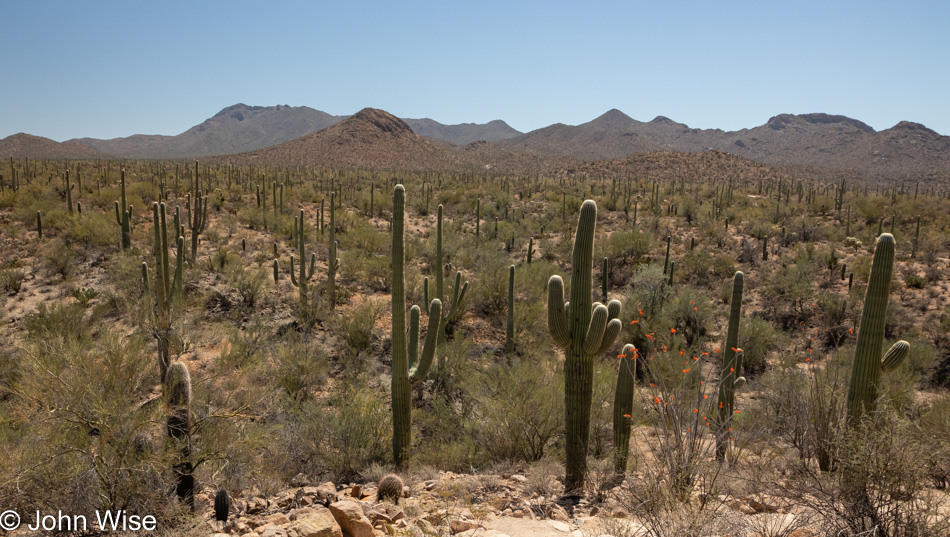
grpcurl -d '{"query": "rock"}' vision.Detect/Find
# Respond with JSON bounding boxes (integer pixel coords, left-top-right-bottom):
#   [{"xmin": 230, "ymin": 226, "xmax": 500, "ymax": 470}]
[
  {"xmin": 350, "ymin": 485, "xmax": 362, "ymax": 499},
  {"xmin": 262, "ymin": 513, "xmax": 291, "ymax": 526},
  {"xmin": 450, "ymin": 520, "xmax": 484, "ymax": 534},
  {"xmin": 329, "ymin": 500, "xmax": 375, "ymax": 537},
  {"xmin": 744, "ymin": 493, "xmax": 790, "ymax": 513},
  {"xmin": 547, "ymin": 503, "xmax": 570, "ymax": 521},
  {"xmin": 547, "ymin": 520, "xmax": 571, "ymax": 532},
  {"xmin": 292, "ymin": 473, "xmax": 312, "ymax": 487},
  {"xmin": 788, "ymin": 530, "xmax": 820, "ymax": 537},
  {"xmin": 510, "ymin": 474, "xmax": 527, "ymax": 483},
  {"xmin": 289, "ymin": 510, "xmax": 344, "ymax": 537},
  {"xmin": 289, "ymin": 507, "xmax": 320, "ymax": 521}
]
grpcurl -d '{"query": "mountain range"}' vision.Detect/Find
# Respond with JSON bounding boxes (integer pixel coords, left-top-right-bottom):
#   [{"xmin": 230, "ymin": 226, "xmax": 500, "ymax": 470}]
[{"xmin": 3, "ymin": 104, "xmax": 948, "ymax": 180}]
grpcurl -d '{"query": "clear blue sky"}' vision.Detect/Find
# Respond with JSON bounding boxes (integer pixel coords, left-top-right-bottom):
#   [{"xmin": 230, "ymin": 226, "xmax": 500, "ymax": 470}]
[{"xmin": 2, "ymin": 1, "xmax": 948, "ymax": 141}]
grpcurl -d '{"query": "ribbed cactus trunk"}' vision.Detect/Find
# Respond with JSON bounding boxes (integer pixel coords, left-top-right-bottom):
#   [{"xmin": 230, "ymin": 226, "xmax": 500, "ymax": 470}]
[
  {"xmin": 548, "ymin": 200, "xmax": 623, "ymax": 496},
  {"xmin": 391, "ymin": 185, "xmax": 442, "ymax": 468},
  {"xmin": 391, "ymin": 184, "xmax": 412, "ymax": 467},
  {"xmin": 613, "ymin": 344, "xmax": 637, "ymax": 474},
  {"xmin": 328, "ymin": 192, "xmax": 338, "ymax": 310},
  {"xmin": 166, "ymin": 362, "xmax": 194, "ymax": 511},
  {"xmin": 846, "ymin": 233, "xmax": 909, "ymax": 425},
  {"xmin": 506, "ymin": 265, "xmax": 515, "ymax": 354},
  {"xmin": 716, "ymin": 271, "xmax": 744, "ymax": 461},
  {"xmin": 115, "ymin": 170, "xmax": 132, "ymax": 249}
]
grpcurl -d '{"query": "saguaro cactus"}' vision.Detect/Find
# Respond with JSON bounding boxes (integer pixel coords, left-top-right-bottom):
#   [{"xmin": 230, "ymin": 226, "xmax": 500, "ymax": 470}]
[
  {"xmin": 613, "ymin": 344, "xmax": 637, "ymax": 474},
  {"xmin": 423, "ymin": 205, "xmax": 468, "ymax": 352},
  {"xmin": 391, "ymin": 185, "xmax": 442, "ymax": 467},
  {"xmin": 114, "ymin": 169, "xmax": 132, "ymax": 249},
  {"xmin": 165, "ymin": 362, "xmax": 194, "ymax": 511},
  {"xmin": 328, "ymin": 192, "xmax": 340, "ymax": 310},
  {"xmin": 846, "ymin": 233, "xmax": 910, "ymax": 425},
  {"xmin": 506, "ymin": 265, "xmax": 515, "ymax": 354},
  {"xmin": 547, "ymin": 200, "xmax": 623, "ymax": 495},
  {"xmin": 715, "ymin": 271, "xmax": 745, "ymax": 461},
  {"xmin": 290, "ymin": 210, "xmax": 317, "ymax": 307}
]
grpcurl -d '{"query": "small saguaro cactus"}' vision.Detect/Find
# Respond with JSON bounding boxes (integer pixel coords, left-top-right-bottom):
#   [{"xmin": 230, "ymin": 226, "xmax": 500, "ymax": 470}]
[
  {"xmin": 328, "ymin": 192, "xmax": 339, "ymax": 310},
  {"xmin": 715, "ymin": 271, "xmax": 745, "ymax": 461},
  {"xmin": 613, "ymin": 344, "xmax": 637, "ymax": 475},
  {"xmin": 290, "ymin": 210, "xmax": 317, "ymax": 307},
  {"xmin": 548, "ymin": 199, "xmax": 623, "ymax": 495},
  {"xmin": 165, "ymin": 361, "xmax": 194, "ymax": 511},
  {"xmin": 391, "ymin": 185, "xmax": 443, "ymax": 467},
  {"xmin": 114, "ymin": 169, "xmax": 133, "ymax": 249},
  {"xmin": 506, "ymin": 265, "xmax": 515, "ymax": 355},
  {"xmin": 846, "ymin": 233, "xmax": 910, "ymax": 426},
  {"xmin": 527, "ymin": 236, "xmax": 535, "ymax": 264},
  {"xmin": 36, "ymin": 211, "xmax": 42, "ymax": 239}
]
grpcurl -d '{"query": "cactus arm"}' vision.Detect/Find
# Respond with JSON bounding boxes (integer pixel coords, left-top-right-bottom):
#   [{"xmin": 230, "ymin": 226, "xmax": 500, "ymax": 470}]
[
  {"xmin": 408, "ymin": 305, "xmax": 420, "ymax": 372},
  {"xmin": 423, "ymin": 277, "xmax": 430, "ymax": 315},
  {"xmin": 583, "ymin": 304, "xmax": 610, "ymax": 355},
  {"xmin": 290, "ymin": 256, "xmax": 299, "ymax": 287},
  {"xmin": 594, "ymin": 318, "xmax": 624, "ymax": 355},
  {"xmin": 881, "ymin": 340, "xmax": 910, "ymax": 372},
  {"xmin": 547, "ymin": 275, "xmax": 570, "ymax": 347},
  {"xmin": 308, "ymin": 252, "xmax": 316, "ymax": 280},
  {"xmin": 410, "ymin": 299, "xmax": 442, "ymax": 382}
]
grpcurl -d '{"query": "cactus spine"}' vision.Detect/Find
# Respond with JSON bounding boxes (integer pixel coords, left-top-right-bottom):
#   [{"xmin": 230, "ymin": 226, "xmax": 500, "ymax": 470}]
[
  {"xmin": 165, "ymin": 361, "xmax": 194, "ymax": 510},
  {"xmin": 715, "ymin": 271, "xmax": 745, "ymax": 461},
  {"xmin": 547, "ymin": 200, "xmax": 623, "ymax": 495},
  {"xmin": 114, "ymin": 169, "xmax": 132, "ymax": 249},
  {"xmin": 613, "ymin": 344, "xmax": 637, "ymax": 474},
  {"xmin": 290, "ymin": 210, "xmax": 317, "ymax": 307},
  {"xmin": 392, "ymin": 185, "xmax": 442, "ymax": 467},
  {"xmin": 846, "ymin": 234, "xmax": 910, "ymax": 425}
]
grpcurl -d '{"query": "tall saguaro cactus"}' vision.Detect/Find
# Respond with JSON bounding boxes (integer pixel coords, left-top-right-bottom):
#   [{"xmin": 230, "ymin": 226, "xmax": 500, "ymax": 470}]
[
  {"xmin": 846, "ymin": 233, "xmax": 910, "ymax": 425},
  {"xmin": 613, "ymin": 344, "xmax": 637, "ymax": 474},
  {"xmin": 391, "ymin": 185, "xmax": 442, "ymax": 467},
  {"xmin": 290, "ymin": 209, "xmax": 317, "ymax": 307},
  {"xmin": 114, "ymin": 169, "xmax": 132, "ymax": 249},
  {"xmin": 547, "ymin": 199, "xmax": 623, "ymax": 495},
  {"xmin": 715, "ymin": 271, "xmax": 745, "ymax": 461},
  {"xmin": 423, "ymin": 205, "xmax": 468, "ymax": 351}
]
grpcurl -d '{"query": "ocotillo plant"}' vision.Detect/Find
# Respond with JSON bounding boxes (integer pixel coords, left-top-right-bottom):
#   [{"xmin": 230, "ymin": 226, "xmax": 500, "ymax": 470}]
[
  {"xmin": 391, "ymin": 184, "xmax": 442, "ymax": 467},
  {"xmin": 114, "ymin": 169, "xmax": 132, "ymax": 249},
  {"xmin": 547, "ymin": 199, "xmax": 623, "ymax": 495},
  {"xmin": 846, "ymin": 233, "xmax": 910, "ymax": 426},
  {"xmin": 715, "ymin": 271, "xmax": 745, "ymax": 461},
  {"xmin": 613, "ymin": 344, "xmax": 637, "ymax": 475},
  {"xmin": 290, "ymin": 210, "xmax": 317, "ymax": 307},
  {"xmin": 165, "ymin": 361, "xmax": 194, "ymax": 511}
]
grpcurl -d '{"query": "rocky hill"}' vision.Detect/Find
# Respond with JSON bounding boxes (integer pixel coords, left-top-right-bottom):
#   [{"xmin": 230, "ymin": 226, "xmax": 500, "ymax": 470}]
[
  {"xmin": 68, "ymin": 104, "xmax": 524, "ymax": 159},
  {"xmin": 219, "ymin": 108, "xmax": 555, "ymax": 173},
  {"xmin": 0, "ymin": 133, "xmax": 111, "ymax": 160},
  {"xmin": 500, "ymin": 110, "xmax": 950, "ymax": 179}
]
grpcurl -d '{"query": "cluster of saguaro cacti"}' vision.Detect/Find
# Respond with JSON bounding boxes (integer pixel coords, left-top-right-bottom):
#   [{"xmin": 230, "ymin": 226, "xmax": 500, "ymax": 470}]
[
  {"xmin": 846, "ymin": 233, "xmax": 910, "ymax": 426},
  {"xmin": 715, "ymin": 271, "xmax": 745, "ymax": 461},
  {"xmin": 289, "ymin": 209, "xmax": 317, "ymax": 307},
  {"xmin": 114, "ymin": 169, "xmax": 133, "ymax": 249},
  {"xmin": 165, "ymin": 361, "xmax": 194, "ymax": 511},
  {"xmin": 548, "ymin": 200, "xmax": 623, "ymax": 494},
  {"xmin": 150, "ymin": 201, "xmax": 184, "ymax": 382},
  {"xmin": 613, "ymin": 343, "xmax": 637, "ymax": 474},
  {"xmin": 392, "ymin": 185, "xmax": 442, "ymax": 467},
  {"xmin": 187, "ymin": 162, "xmax": 208, "ymax": 262}
]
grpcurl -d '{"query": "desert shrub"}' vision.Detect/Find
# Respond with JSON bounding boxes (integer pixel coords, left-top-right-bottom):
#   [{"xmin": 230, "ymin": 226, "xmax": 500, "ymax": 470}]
[
  {"xmin": 334, "ymin": 298, "xmax": 383, "ymax": 371},
  {"xmin": 626, "ymin": 264, "xmax": 671, "ymax": 318},
  {"xmin": 668, "ymin": 286, "xmax": 715, "ymax": 348},
  {"xmin": 0, "ymin": 266, "xmax": 26, "ymax": 294},
  {"xmin": 228, "ymin": 264, "xmax": 269, "ymax": 310},
  {"xmin": 473, "ymin": 355, "xmax": 562, "ymax": 462},
  {"xmin": 739, "ymin": 315, "xmax": 784, "ymax": 376},
  {"xmin": 273, "ymin": 336, "xmax": 330, "ymax": 401}
]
